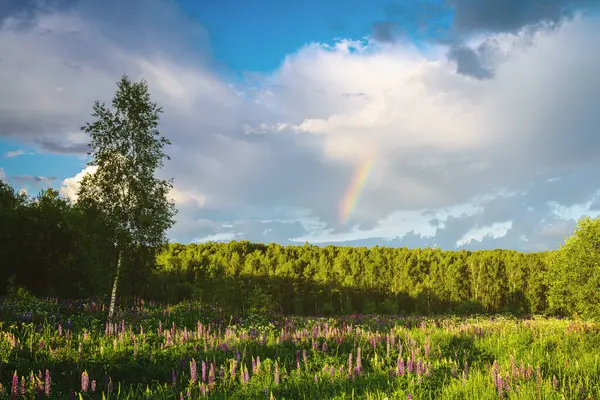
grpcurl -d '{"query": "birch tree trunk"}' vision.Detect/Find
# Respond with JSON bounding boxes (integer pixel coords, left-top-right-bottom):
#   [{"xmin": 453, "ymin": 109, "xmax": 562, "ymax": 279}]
[{"xmin": 108, "ymin": 249, "xmax": 123, "ymax": 321}]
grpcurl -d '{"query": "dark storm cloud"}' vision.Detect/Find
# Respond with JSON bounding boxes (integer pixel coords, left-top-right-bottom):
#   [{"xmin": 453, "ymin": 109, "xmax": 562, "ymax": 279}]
[
  {"xmin": 372, "ymin": 21, "xmax": 401, "ymax": 43},
  {"xmin": 447, "ymin": 45, "xmax": 493, "ymax": 79},
  {"xmin": 447, "ymin": 0, "xmax": 599, "ymax": 35},
  {"xmin": 0, "ymin": 0, "xmax": 77, "ymax": 28},
  {"xmin": 11, "ymin": 175, "xmax": 58, "ymax": 186},
  {"xmin": 36, "ymin": 140, "xmax": 90, "ymax": 155}
]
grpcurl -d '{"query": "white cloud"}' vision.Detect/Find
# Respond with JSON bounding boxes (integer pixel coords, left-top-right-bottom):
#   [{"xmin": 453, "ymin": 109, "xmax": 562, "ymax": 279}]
[
  {"xmin": 0, "ymin": 168, "xmax": 6, "ymax": 182},
  {"xmin": 456, "ymin": 221, "xmax": 513, "ymax": 246},
  {"xmin": 193, "ymin": 232, "xmax": 237, "ymax": 243},
  {"xmin": 59, "ymin": 166, "xmax": 97, "ymax": 202},
  {"xmin": 4, "ymin": 149, "xmax": 29, "ymax": 158}
]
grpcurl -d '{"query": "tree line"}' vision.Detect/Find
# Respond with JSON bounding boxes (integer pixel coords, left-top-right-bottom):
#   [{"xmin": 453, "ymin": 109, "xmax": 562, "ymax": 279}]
[{"xmin": 1, "ymin": 74, "xmax": 598, "ymax": 320}]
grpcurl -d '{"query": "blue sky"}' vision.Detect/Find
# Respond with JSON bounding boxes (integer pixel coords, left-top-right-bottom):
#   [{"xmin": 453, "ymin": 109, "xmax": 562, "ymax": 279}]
[
  {"xmin": 2, "ymin": 0, "xmax": 600, "ymax": 251},
  {"xmin": 178, "ymin": 0, "xmax": 452, "ymax": 72}
]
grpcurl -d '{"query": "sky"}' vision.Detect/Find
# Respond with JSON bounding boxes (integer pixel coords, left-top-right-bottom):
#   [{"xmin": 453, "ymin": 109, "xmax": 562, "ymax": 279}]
[{"xmin": 1, "ymin": 0, "xmax": 600, "ymax": 251}]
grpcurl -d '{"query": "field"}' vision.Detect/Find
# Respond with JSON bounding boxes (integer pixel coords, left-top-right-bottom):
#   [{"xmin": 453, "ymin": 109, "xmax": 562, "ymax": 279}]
[{"xmin": 1, "ymin": 298, "xmax": 599, "ymax": 400}]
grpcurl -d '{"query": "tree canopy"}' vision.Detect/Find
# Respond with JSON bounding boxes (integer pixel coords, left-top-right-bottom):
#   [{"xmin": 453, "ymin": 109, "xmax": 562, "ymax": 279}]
[{"xmin": 77, "ymin": 74, "xmax": 176, "ymax": 319}]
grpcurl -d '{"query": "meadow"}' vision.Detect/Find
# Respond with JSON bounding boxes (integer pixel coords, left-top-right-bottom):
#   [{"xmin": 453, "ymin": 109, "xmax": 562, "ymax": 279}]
[{"xmin": 1, "ymin": 297, "xmax": 599, "ymax": 400}]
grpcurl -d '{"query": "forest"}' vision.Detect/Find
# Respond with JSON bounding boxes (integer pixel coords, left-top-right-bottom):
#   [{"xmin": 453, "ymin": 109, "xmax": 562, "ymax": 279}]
[{"xmin": 1, "ymin": 177, "xmax": 598, "ymax": 319}]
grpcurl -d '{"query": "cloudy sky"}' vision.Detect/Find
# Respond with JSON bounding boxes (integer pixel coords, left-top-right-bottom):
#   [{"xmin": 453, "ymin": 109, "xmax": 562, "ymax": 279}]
[{"xmin": 1, "ymin": 0, "xmax": 600, "ymax": 251}]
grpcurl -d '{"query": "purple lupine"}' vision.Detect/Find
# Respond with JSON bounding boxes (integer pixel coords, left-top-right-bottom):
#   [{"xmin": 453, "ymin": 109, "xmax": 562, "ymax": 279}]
[
  {"xmin": 355, "ymin": 347, "xmax": 362, "ymax": 376},
  {"xmin": 407, "ymin": 394, "xmax": 413, "ymax": 400},
  {"xmin": 243, "ymin": 367, "xmax": 250, "ymax": 384},
  {"xmin": 397, "ymin": 358, "xmax": 405, "ymax": 376},
  {"xmin": 314, "ymin": 374, "xmax": 318, "ymax": 383},
  {"xmin": 497, "ymin": 375, "xmax": 505, "ymax": 399},
  {"xmin": 20, "ymin": 376, "xmax": 25, "ymax": 396},
  {"xmin": 552, "ymin": 375, "xmax": 559, "ymax": 390},
  {"xmin": 416, "ymin": 359, "xmax": 423, "ymax": 376},
  {"xmin": 322, "ymin": 341, "xmax": 328, "ymax": 353},
  {"xmin": 91, "ymin": 380, "xmax": 96, "ymax": 393},
  {"xmin": 202, "ymin": 360, "xmax": 207, "ymax": 383},
  {"xmin": 172, "ymin": 369, "xmax": 177, "ymax": 386},
  {"xmin": 107, "ymin": 378, "xmax": 113, "ymax": 393},
  {"xmin": 81, "ymin": 371, "xmax": 89, "ymax": 392}
]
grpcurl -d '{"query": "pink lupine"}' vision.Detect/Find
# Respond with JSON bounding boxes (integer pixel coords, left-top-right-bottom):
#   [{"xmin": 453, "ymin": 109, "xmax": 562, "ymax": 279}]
[
  {"xmin": 190, "ymin": 359, "xmax": 197, "ymax": 384},
  {"xmin": 44, "ymin": 370, "xmax": 51, "ymax": 397},
  {"xmin": 355, "ymin": 347, "xmax": 362, "ymax": 377},
  {"xmin": 81, "ymin": 371, "xmax": 89, "ymax": 392},
  {"xmin": 208, "ymin": 363, "xmax": 215, "ymax": 388},
  {"xmin": 11, "ymin": 372, "xmax": 18, "ymax": 399},
  {"xmin": 348, "ymin": 353, "xmax": 353, "ymax": 378}
]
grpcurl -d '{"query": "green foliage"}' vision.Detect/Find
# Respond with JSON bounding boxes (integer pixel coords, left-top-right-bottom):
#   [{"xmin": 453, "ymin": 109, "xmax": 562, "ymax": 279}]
[
  {"xmin": 77, "ymin": 74, "xmax": 177, "ymax": 318},
  {"xmin": 1, "ymin": 299, "xmax": 599, "ymax": 399},
  {"xmin": 0, "ymin": 184, "xmax": 117, "ymax": 299},
  {"xmin": 548, "ymin": 216, "xmax": 600, "ymax": 319},
  {"xmin": 78, "ymin": 74, "xmax": 176, "ymax": 250},
  {"xmin": 152, "ymin": 241, "xmax": 553, "ymax": 317}
]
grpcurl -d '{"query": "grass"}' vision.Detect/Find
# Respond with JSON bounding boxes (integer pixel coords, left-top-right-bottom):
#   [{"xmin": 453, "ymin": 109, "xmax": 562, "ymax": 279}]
[{"xmin": 0, "ymin": 298, "xmax": 598, "ymax": 399}]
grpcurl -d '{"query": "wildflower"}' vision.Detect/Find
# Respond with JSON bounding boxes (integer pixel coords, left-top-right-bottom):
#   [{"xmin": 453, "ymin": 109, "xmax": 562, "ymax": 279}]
[
  {"xmin": 81, "ymin": 371, "xmax": 89, "ymax": 392},
  {"xmin": 172, "ymin": 369, "xmax": 176, "ymax": 386},
  {"xmin": 355, "ymin": 347, "xmax": 362, "ymax": 376},
  {"xmin": 397, "ymin": 358, "xmax": 405, "ymax": 376},
  {"xmin": 91, "ymin": 380, "xmax": 96, "ymax": 393},
  {"xmin": 348, "ymin": 353, "xmax": 353, "ymax": 378},
  {"xmin": 231, "ymin": 360, "xmax": 237, "ymax": 381},
  {"xmin": 11, "ymin": 372, "xmax": 18, "ymax": 399},
  {"xmin": 274, "ymin": 362, "xmax": 280, "ymax": 385},
  {"xmin": 209, "ymin": 363, "xmax": 215, "ymax": 388},
  {"xmin": 190, "ymin": 359, "xmax": 197, "ymax": 384},
  {"xmin": 201, "ymin": 360, "xmax": 206, "ymax": 383},
  {"xmin": 42, "ymin": 369, "xmax": 50, "ymax": 397}
]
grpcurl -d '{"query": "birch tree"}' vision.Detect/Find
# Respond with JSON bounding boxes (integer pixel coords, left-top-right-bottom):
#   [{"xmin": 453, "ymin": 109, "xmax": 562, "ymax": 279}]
[{"xmin": 77, "ymin": 74, "xmax": 176, "ymax": 320}]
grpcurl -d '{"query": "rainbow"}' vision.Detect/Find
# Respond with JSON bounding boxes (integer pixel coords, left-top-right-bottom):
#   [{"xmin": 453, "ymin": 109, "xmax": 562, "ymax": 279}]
[{"xmin": 339, "ymin": 152, "xmax": 377, "ymax": 226}]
